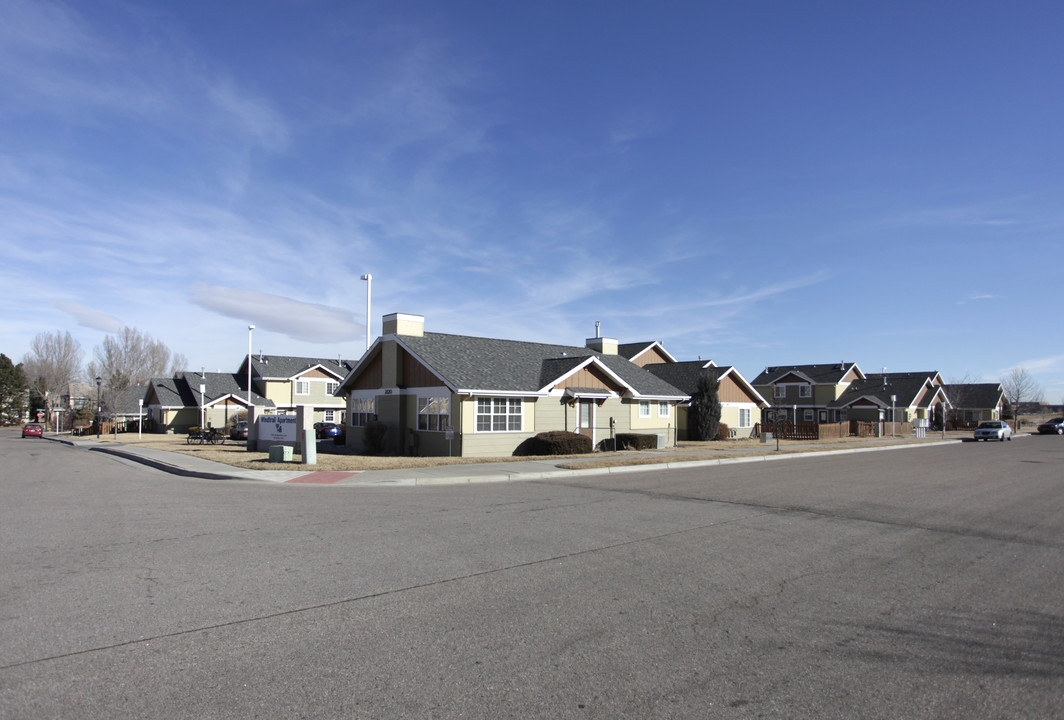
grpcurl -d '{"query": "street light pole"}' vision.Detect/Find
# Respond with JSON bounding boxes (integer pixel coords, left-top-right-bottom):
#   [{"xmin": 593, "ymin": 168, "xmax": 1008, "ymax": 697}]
[
  {"xmin": 361, "ymin": 274, "xmax": 372, "ymax": 353},
  {"xmin": 247, "ymin": 324, "xmax": 255, "ymax": 409},
  {"xmin": 200, "ymin": 383, "xmax": 206, "ymax": 430},
  {"xmin": 95, "ymin": 376, "xmax": 101, "ymax": 439},
  {"xmin": 138, "ymin": 399, "xmax": 143, "ymax": 439}
]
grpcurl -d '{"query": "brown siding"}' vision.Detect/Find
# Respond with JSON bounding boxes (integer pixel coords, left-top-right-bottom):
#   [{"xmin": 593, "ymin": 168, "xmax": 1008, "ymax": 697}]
[
  {"xmin": 299, "ymin": 367, "xmax": 337, "ymax": 380},
  {"xmin": 352, "ymin": 353, "xmax": 383, "ymax": 390},
  {"xmin": 400, "ymin": 348, "xmax": 443, "ymax": 388},
  {"xmin": 632, "ymin": 346, "xmax": 670, "ymax": 367},
  {"xmin": 559, "ymin": 365, "xmax": 622, "ymax": 392},
  {"xmin": 719, "ymin": 374, "xmax": 752, "ymax": 404}
]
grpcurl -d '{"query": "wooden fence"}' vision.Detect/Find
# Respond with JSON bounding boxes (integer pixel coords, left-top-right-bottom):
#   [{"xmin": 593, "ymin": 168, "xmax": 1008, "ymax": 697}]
[{"xmin": 762, "ymin": 420, "xmax": 914, "ymax": 440}]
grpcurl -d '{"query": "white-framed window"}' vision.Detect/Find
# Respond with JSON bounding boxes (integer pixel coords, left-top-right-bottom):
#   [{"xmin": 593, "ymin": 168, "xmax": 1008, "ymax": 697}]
[
  {"xmin": 326, "ymin": 381, "xmax": 339, "ymax": 395},
  {"xmin": 639, "ymin": 401, "xmax": 651, "ymax": 418},
  {"xmin": 295, "ymin": 380, "xmax": 310, "ymax": 395},
  {"xmin": 799, "ymin": 385, "xmax": 812, "ymax": 398},
  {"xmin": 739, "ymin": 408, "xmax": 751, "ymax": 428},
  {"xmin": 658, "ymin": 402, "xmax": 670, "ymax": 418},
  {"xmin": 418, "ymin": 396, "xmax": 450, "ymax": 431},
  {"xmin": 324, "ymin": 409, "xmax": 335, "ymax": 422},
  {"xmin": 476, "ymin": 398, "xmax": 522, "ymax": 432},
  {"xmin": 774, "ymin": 385, "xmax": 785, "ymax": 398},
  {"xmin": 350, "ymin": 397, "xmax": 375, "ymax": 427},
  {"xmin": 803, "ymin": 409, "xmax": 815, "ymax": 422}
]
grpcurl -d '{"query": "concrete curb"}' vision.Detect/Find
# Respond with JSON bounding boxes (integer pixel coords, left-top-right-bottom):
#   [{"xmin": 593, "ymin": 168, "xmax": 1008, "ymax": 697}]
[
  {"xmin": 89, "ymin": 445, "xmax": 241, "ymax": 480},
  {"xmin": 42, "ymin": 432, "xmax": 990, "ymax": 486},
  {"xmin": 579, "ymin": 438, "xmax": 962, "ymax": 478}
]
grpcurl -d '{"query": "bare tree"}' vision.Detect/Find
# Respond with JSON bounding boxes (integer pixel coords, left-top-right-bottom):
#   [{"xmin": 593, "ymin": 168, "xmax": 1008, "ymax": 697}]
[
  {"xmin": 89, "ymin": 327, "xmax": 186, "ymax": 392},
  {"xmin": 1001, "ymin": 367, "xmax": 1043, "ymax": 426},
  {"xmin": 21, "ymin": 331, "xmax": 84, "ymax": 421}
]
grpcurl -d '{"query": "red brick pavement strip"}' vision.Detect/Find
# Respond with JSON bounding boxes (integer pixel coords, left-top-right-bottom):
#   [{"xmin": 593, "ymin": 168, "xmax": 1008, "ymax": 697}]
[{"xmin": 286, "ymin": 471, "xmax": 362, "ymax": 484}]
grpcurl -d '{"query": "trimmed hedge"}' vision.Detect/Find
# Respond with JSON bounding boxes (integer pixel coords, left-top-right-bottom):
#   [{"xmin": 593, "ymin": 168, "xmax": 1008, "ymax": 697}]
[
  {"xmin": 615, "ymin": 432, "xmax": 657, "ymax": 451},
  {"xmin": 527, "ymin": 431, "xmax": 592, "ymax": 456}
]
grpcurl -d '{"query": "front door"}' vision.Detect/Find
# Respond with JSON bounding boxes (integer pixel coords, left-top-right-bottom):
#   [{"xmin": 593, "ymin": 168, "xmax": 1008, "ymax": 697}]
[{"xmin": 578, "ymin": 400, "xmax": 594, "ymax": 443}]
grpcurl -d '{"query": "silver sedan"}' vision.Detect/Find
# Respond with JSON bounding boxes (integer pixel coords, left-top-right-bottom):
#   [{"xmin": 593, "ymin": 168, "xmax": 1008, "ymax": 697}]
[{"xmin": 974, "ymin": 420, "xmax": 1012, "ymax": 441}]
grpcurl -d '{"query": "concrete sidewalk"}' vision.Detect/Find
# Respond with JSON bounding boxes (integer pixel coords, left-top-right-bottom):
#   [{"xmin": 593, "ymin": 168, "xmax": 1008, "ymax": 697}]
[{"xmin": 44, "ymin": 433, "xmax": 972, "ymax": 486}]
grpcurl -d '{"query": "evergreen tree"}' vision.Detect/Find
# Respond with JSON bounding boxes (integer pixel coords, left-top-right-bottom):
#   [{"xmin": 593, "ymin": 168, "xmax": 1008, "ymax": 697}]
[
  {"xmin": 689, "ymin": 371, "xmax": 722, "ymax": 441},
  {"xmin": 0, "ymin": 354, "xmax": 27, "ymax": 425}
]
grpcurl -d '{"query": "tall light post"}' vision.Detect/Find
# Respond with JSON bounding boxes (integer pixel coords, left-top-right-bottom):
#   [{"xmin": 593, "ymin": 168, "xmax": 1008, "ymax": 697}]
[
  {"xmin": 247, "ymin": 324, "xmax": 255, "ymax": 409},
  {"xmin": 200, "ymin": 382, "xmax": 206, "ymax": 430},
  {"xmin": 138, "ymin": 399, "xmax": 143, "ymax": 439},
  {"xmin": 95, "ymin": 376, "xmax": 101, "ymax": 439},
  {"xmin": 361, "ymin": 274, "xmax": 372, "ymax": 353}
]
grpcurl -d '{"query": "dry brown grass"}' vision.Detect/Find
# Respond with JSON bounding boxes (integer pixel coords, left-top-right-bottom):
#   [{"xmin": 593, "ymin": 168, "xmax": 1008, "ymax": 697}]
[
  {"xmin": 88, "ymin": 432, "xmax": 613, "ymax": 471},
  {"xmin": 87, "ymin": 429, "xmax": 971, "ymax": 473}
]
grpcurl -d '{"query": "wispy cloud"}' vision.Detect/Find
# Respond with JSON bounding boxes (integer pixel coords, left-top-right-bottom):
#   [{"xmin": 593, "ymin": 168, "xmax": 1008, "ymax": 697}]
[
  {"xmin": 190, "ymin": 284, "xmax": 362, "ymax": 344},
  {"xmin": 1001, "ymin": 355, "xmax": 1064, "ymax": 375},
  {"xmin": 52, "ymin": 301, "xmax": 124, "ymax": 333},
  {"xmin": 956, "ymin": 292, "xmax": 998, "ymax": 305}
]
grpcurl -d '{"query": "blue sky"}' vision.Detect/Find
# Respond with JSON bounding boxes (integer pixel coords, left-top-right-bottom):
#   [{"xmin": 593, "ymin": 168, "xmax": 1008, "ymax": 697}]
[{"xmin": 2, "ymin": 0, "xmax": 1062, "ymax": 401}]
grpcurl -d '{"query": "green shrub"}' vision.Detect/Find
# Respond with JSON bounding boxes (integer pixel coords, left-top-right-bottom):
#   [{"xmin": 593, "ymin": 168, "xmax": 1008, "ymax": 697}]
[
  {"xmin": 363, "ymin": 420, "xmax": 389, "ymax": 455},
  {"xmin": 528, "ymin": 431, "xmax": 592, "ymax": 455},
  {"xmin": 615, "ymin": 432, "xmax": 657, "ymax": 450}
]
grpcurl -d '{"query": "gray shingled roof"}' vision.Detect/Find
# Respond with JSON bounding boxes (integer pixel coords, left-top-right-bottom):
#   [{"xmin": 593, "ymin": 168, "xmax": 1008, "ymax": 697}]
[
  {"xmin": 828, "ymin": 375, "xmax": 933, "ymax": 409},
  {"xmin": 752, "ymin": 363, "xmax": 861, "ymax": 386},
  {"xmin": 942, "ymin": 383, "xmax": 1004, "ymax": 409},
  {"xmin": 394, "ymin": 332, "xmax": 687, "ymax": 398},
  {"xmin": 149, "ymin": 372, "xmax": 273, "ymax": 408},
  {"xmin": 645, "ymin": 361, "xmax": 731, "ymax": 395},
  {"xmin": 245, "ymin": 355, "xmax": 352, "ymax": 380},
  {"xmin": 109, "ymin": 385, "xmax": 151, "ymax": 415}
]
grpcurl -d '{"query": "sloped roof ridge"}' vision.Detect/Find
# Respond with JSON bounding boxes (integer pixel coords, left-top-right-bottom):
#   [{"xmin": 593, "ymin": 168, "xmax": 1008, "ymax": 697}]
[{"xmin": 419, "ymin": 330, "xmax": 593, "ymax": 354}]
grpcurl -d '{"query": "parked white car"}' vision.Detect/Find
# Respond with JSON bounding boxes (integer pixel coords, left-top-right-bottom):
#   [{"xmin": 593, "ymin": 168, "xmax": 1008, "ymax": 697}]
[{"xmin": 974, "ymin": 420, "xmax": 1012, "ymax": 442}]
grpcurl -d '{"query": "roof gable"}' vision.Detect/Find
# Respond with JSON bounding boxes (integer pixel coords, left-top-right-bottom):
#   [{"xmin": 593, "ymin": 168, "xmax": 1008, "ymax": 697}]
[
  {"xmin": 647, "ymin": 361, "xmax": 769, "ymax": 408},
  {"xmin": 617, "ymin": 341, "xmax": 677, "ymax": 366},
  {"xmin": 339, "ymin": 331, "xmax": 688, "ymax": 399},
  {"xmin": 247, "ymin": 355, "xmax": 352, "ymax": 381},
  {"xmin": 829, "ymin": 375, "xmax": 939, "ymax": 409}
]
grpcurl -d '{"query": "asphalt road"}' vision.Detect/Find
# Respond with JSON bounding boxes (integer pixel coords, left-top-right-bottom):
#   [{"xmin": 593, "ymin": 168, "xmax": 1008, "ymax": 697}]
[{"xmin": 2, "ymin": 431, "xmax": 1062, "ymax": 718}]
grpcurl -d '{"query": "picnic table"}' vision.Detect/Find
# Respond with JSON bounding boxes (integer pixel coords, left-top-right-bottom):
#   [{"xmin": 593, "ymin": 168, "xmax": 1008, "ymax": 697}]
[{"xmin": 186, "ymin": 427, "xmax": 226, "ymax": 445}]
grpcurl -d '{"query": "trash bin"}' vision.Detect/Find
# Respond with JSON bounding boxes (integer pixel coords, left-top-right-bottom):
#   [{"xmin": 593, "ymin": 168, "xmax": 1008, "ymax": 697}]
[
  {"xmin": 761, "ymin": 432, "xmax": 772, "ymax": 444},
  {"xmin": 269, "ymin": 445, "xmax": 293, "ymax": 462}
]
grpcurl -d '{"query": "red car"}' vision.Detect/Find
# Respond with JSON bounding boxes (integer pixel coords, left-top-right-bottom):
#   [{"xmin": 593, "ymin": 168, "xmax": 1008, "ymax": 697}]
[{"xmin": 22, "ymin": 423, "xmax": 43, "ymax": 438}]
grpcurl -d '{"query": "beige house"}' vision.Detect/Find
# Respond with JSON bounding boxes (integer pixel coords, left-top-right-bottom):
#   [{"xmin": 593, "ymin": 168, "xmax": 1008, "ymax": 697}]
[
  {"xmin": 237, "ymin": 354, "xmax": 351, "ymax": 424},
  {"xmin": 644, "ymin": 361, "xmax": 770, "ymax": 438},
  {"xmin": 336, "ymin": 313, "xmax": 688, "ymax": 457},
  {"xmin": 942, "ymin": 383, "xmax": 1007, "ymax": 424},
  {"xmin": 144, "ymin": 372, "xmax": 272, "ymax": 433}
]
